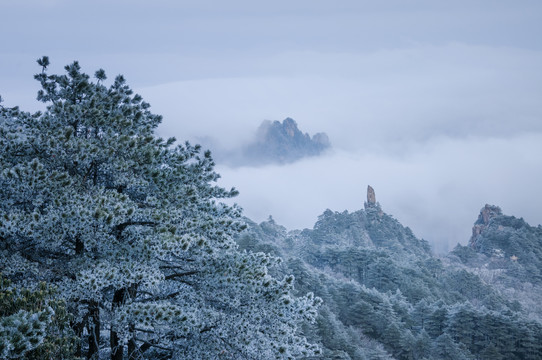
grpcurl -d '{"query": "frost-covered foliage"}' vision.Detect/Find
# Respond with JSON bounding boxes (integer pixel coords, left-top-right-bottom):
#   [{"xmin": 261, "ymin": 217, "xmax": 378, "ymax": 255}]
[
  {"xmin": 0, "ymin": 275, "xmax": 79, "ymax": 359},
  {"xmin": 0, "ymin": 58, "xmax": 320, "ymax": 359}
]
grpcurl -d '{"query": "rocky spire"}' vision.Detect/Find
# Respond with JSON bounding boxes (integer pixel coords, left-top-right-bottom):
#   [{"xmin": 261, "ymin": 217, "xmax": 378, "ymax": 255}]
[
  {"xmin": 364, "ymin": 185, "xmax": 378, "ymax": 210},
  {"xmin": 367, "ymin": 185, "xmax": 376, "ymax": 205}
]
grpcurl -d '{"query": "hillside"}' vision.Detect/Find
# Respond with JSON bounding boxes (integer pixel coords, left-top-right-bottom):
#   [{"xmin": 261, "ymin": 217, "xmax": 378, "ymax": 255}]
[{"xmin": 236, "ymin": 188, "xmax": 542, "ymax": 359}]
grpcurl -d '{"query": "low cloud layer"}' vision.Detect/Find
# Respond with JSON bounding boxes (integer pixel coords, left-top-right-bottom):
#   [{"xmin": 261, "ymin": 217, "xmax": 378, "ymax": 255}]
[
  {"xmin": 216, "ymin": 133, "xmax": 542, "ymax": 253},
  {"xmin": 146, "ymin": 44, "xmax": 542, "ymax": 150},
  {"xmin": 138, "ymin": 44, "xmax": 542, "ymax": 253},
  {"xmin": 2, "ymin": 2, "xmax": 541, "ymax": 253}
]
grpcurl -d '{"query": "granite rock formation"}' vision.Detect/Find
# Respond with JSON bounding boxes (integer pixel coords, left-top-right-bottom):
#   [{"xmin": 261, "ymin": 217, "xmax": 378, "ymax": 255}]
[
  {"xmin": 470, "ymin": 204, "xmax": 503, "ymax": 243},
  {"xmin": 241, "ymin": 118, "xmax": 330, "ymax": 165}
]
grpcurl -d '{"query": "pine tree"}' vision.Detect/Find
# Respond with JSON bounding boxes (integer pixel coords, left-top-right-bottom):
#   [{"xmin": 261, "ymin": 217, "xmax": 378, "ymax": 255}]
[
  {"xmin": 0, "ymin": 58, "xmax": 321, "ymax": 359},
  {"xmin": 0, "ymin": 275, "xmax": 79, "ymax": 359},
  {"xmin": 479, "ymin": 343, "xmax": 504, "ymax": 360},
  {"xmin": 430, "ymin": 333, "xmax": 472, "ymax": 360},
  {"xmin": 411, "ymin": 299, "xmax": 431, "ymax": 332},
  {"xmin": 412, "ymin": 329, "xmax": 431, "ymax": 360},
  {"xmin": 425, "ymin": 301, "xmax": 448, "ymax": 338}
]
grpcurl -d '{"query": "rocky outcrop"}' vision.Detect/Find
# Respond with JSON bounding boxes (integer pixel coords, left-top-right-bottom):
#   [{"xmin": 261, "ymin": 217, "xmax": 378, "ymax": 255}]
[
  {"xmin": 366, "ymin": 185, "xmax": 376, "ymax": 206},
  {"xmin": 462, "ymin": 204, "xmax": 542, "ymax": 284},
  {"xmin": 200, "ymin": 117, "xmax": 331, "ymax": 167},
  {"xmin": 241, "ymin": 118, "xmax": 330, "ymax": 165},
  {"xmin": 364, "ymin": 185, "xmax": 382, "ymax": 212},
  {"xmin": 479, "ymin": 204, "xmax": 502, "ymax": 225},
  {"xmin": 470, "ymin": 204, "xmax": 502, "ymax": 243}
]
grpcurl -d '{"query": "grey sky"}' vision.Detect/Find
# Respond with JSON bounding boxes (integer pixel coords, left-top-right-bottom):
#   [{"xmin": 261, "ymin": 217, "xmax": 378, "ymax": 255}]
[{"xmin": 2, "ymin": 1, "xmax": 542, "ymax": 252}]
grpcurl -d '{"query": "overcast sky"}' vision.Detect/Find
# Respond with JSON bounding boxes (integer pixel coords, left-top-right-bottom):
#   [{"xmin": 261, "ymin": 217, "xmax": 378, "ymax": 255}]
[{"xmin": 2, "ymin": 0, "xmax": 542, "ymax": 252}]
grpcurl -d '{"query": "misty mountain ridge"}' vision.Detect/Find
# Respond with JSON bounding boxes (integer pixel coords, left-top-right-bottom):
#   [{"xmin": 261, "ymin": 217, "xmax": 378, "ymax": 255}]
[
  {"xmin": 202, "ymin": 117, "xmax": 331, "ymax": 167},
  {"xmin": 244, "ymin": 118, "xmax": 330, "ymax": 165},
  {"xmin": 236, "ymin": 187, "xmax": 542, "ymax": 359}
]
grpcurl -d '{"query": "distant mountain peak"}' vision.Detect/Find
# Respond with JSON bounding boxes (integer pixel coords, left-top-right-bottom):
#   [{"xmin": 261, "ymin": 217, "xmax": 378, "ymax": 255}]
[
  {"xmin": 243, "ymin": 117, "xmax": 331, "ymax": 165},
  {"xmin": 459, "ymin": 204, "xmax": 542, "ymax": 285},
  {"xmin": 202, "ymin": 117, "xmax": 331, "ymax": 167},
  {"xmin": 470, "ymin": 204, "xmax": 503, "ymax": 244},
  {"xmin": 281, "ymin": 117, "xmax": 297, "ymax": 136},
  {"xmin": 477, "ymin": 204, "xmax": 503, "ymax": 226}
]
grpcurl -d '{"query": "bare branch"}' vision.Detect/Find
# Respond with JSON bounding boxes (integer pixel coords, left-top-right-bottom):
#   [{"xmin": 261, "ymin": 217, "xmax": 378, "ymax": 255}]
[
  {"xmin": 164, "ymin": 271, "xmax": 198, "ymax": 280},
  {"xmin": 114, "ymin": 220, "xmax": 156, "ymax": 239}
]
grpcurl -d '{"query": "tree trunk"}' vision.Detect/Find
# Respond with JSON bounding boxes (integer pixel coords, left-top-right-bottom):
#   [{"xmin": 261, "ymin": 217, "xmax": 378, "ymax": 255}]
[
  {"xmin": 88, "ymin": 300, "xmax": 100, "ymax": 360},
  {"xmin": 128, "ymin": 326, "xmax": 139, "ymax": 360},
  {"xmin": 111, "ymin": 288, "xmax": 126, "ymax": 360},
  {"xmin": 72, "ymin": 319, "xmax": 85, "ymax": 358}
]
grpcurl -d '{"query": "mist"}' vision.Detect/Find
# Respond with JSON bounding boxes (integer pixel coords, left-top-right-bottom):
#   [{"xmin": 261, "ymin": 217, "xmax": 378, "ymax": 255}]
[
  {"xmin": 216, "ymin": 133, "xmax": 542, "ymax": 253},
  {"xmin": 2, "ymin": 1, "xmax": 542, "ymax": 252},
  {"xmin": 140, "ymin": 44, "xmax": 542, "ymax": 252},
  {"xmin": 145, "ymin": 44, "xmax": 542, "ymax": 152}
]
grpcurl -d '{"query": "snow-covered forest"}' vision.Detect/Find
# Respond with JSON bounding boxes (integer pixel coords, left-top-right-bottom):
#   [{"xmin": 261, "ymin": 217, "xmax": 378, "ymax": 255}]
[{"xmin": 1, "ymin": 60, "xmax": 542, "ymax": 359}]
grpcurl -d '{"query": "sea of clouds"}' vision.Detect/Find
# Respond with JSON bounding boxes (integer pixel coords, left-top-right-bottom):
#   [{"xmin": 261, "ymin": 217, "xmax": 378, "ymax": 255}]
[{"xmin": 142, "ymin": 45, "xmax": 542, "ymax": 252}]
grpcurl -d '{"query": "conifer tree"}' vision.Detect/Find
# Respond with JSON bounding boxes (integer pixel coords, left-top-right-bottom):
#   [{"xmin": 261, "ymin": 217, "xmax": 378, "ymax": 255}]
[
  {"xmin": 0, "ymin": 58, "xmax": 320, "ymax": 359},
  {"xmin": 430, "ymin": 333, "xmax": 472, "ymax": 360},
  {"xmin": 0, "ymin": 275, "xmax": 79, "ymax": 359}
]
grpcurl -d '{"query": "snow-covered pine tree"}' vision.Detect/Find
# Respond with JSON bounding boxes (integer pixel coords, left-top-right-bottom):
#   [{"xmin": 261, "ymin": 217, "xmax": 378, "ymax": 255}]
[
  {"xmin": 0, "ymin": 275, "xmax": 78, "ymax": 359},
  {"xmin": 0, "ymin": 58, "xmax": 321, "ymax": 359}
]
